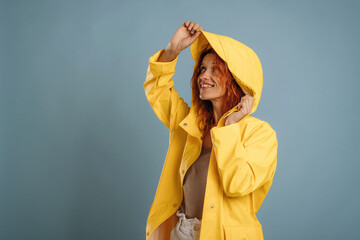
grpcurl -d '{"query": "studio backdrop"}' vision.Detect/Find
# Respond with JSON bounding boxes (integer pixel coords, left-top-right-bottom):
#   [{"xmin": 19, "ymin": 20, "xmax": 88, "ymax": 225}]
[{"xmin": 1, "ymin": 0, "xmax": 359, "ymax": 239}]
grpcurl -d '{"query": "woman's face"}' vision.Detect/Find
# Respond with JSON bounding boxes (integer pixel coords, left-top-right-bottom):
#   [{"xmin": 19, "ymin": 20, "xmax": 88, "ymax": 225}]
[{"xmin": 197, "ymin": 53, "xmax": 227, "ymax": 102}]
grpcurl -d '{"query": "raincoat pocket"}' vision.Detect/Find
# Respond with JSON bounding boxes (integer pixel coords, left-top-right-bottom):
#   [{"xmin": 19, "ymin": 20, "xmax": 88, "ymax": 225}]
[{"xmin": 223, "ymin": 224, "xmax": 263, "ymax": 240}]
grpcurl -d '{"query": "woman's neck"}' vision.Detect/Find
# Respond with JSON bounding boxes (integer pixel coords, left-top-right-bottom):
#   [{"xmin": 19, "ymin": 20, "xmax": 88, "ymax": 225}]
[{"xmin": 211, "ymin": 99, "xmax": 225, "ymax": 125}]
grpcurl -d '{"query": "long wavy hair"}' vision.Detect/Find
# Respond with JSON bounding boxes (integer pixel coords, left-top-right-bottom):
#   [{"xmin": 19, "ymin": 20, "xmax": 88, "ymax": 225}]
[{"xmin": 191, "ymin": 48, "xmax": 245, "ymax": 135}]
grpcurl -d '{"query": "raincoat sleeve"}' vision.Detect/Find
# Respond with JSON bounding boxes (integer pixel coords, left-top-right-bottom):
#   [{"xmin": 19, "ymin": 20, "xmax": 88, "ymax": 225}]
[
  {"xmin": 144, "ymin": 49, "xmax": 189, "ymax": 130},
  {"xmin": 210, "ymin": 120, "xmax": 278, "ymax": 198}
]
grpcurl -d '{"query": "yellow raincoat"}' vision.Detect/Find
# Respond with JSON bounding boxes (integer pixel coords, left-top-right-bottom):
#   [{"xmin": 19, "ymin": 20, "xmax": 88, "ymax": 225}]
[{"xmin": 144, "ymin": 30, "xmax": 278, "ymax": 240}]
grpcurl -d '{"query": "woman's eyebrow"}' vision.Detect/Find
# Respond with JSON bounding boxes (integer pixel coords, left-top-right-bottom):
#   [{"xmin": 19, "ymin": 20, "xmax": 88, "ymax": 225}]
[{"xmin": 200, "ymin": 62, "xmax": 215, "ymax": 66}]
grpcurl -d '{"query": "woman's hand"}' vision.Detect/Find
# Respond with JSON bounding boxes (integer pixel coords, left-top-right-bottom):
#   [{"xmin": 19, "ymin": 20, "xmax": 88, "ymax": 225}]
[
  {"xmin": 225, "ymin": 91, "xmax": 255, "ymax": 126},
  {"xmin": 158, "ymin": 21, "xmax": 203, "ymax": 62},
  {"xmin": 168, "ymin": 21, "xmax": 203, "ymax": 54}
]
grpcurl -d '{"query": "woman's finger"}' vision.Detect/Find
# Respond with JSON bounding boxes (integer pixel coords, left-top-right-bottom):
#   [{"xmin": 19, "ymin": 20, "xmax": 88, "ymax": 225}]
[
  {"xmin": 243, "ymin": 89, "xmax": 251, "ymax": 96},
  {"xmin": 192, "ymin": 23, "xmax": 200, "ymax": 34},
  {"xmin": 188, "ymin": 22, "xmax": 195, "ymax": 31},
  {"xmin": 190, "ymin": 29, "xmax": 202, "ymax": 40},
  {"xmin": 239, "ymin": 102, "xmax": 245, "ymax": 112},
  {"xmin": 184, "ymin": 21, "xmax": 190, "ymax": 27}
]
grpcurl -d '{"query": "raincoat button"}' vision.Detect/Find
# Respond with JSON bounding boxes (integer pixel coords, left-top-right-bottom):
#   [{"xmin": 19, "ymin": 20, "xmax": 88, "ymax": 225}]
[
  {"xmin": 210, "ymin": 205, "xmax": 214, "ymax": 209},
  {"xmin": 200, "ymin": 137, "xmax": 203, "ymax": 140},
  {"xmin": 173, "ymin": 203, "xmax": 177, "ymax": 207},
  {"xmin": 183, "ymin": 123, "xmax": 187, "ymax": 126}
]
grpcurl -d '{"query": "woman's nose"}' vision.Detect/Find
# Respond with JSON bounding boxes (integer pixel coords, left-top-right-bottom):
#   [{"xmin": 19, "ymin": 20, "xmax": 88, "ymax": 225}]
[{"xmin": 200, "ymin": 70, "xmax": 211, "ymax": 80}]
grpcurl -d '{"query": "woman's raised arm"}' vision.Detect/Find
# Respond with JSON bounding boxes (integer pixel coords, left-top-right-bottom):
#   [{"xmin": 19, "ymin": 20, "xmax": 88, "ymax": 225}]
[{"xmin": 144, "ymin": 21, "xmax": 203, "ymax": 130}]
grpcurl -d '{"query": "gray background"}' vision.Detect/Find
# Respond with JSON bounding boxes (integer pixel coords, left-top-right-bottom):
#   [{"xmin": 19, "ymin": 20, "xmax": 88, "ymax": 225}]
[{"xmin": 1, "ymin": 0, "xmax": 359, "ymax": 239}]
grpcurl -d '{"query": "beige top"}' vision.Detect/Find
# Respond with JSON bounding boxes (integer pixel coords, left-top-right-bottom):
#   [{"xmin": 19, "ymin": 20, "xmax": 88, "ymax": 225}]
[{"xmin": 180, "ymin": 145, "xmax": 212, "ymax": 219}]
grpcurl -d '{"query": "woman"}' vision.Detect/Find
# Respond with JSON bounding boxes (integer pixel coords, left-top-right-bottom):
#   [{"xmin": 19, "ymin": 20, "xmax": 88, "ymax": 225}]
[{"xmin": 144, "ymin": 21, "xmax": 278, "ymax": 240}]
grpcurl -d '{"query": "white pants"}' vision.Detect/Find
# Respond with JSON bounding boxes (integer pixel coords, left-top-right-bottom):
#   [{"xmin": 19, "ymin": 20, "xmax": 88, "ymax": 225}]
[{"xmin": 170, "ymin": 211, "xmax": 202, "ymax": 240}]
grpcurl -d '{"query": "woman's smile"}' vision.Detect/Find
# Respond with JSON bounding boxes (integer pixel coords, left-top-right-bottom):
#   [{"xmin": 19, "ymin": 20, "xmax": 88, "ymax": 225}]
[{"xmin": 200, "ymin": 83, "xmax": 215, "ymax": 88}]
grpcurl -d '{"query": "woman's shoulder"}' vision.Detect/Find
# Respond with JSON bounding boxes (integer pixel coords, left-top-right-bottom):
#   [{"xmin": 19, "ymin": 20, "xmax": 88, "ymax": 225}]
[{"xmin": 241, "ymin": 115, "xmax": 276, "ymax": 136}]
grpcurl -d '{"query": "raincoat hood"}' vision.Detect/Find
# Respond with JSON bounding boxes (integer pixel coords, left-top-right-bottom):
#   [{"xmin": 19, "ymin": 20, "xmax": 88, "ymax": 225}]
[{"xmin": 190, "ymin": 30, "xmax": 263, "ymax": 115}]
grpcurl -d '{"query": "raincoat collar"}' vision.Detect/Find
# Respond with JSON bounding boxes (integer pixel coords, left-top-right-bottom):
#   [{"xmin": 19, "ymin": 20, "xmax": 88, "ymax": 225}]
[
  {"xmin": 179, "ymin": 105, "xmax": 240, "ymax": 139},
  {"xmin": 179, "ymin": 107, "xmax": 202, "ymax": 139}
]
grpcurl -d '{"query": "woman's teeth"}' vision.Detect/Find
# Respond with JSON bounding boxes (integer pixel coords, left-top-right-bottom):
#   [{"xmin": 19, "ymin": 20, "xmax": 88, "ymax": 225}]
[{"xmin": 201, "ymin": 84, "xmax": 214, "ymax": 88}]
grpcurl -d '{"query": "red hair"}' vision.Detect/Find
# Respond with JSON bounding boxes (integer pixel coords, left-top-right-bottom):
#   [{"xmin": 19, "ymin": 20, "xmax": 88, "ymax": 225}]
[{"xmin": 191, "ymin": 48, "xmax": 245, "ymax": 134}]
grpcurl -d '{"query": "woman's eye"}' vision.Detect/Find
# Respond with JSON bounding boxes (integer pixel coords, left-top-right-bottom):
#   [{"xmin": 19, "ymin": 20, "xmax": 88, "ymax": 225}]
[{"xmin": 200, "ymin": 66, "xmax": 206, "ymax": 71}]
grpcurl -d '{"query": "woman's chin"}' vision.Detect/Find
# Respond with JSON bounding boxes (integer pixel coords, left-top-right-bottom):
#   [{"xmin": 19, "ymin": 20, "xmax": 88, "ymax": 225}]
[
  {"xmin": 200, "ymin": 94, "xmax": 215, "ymax": 101},
  {"xmin": 199, "ymin": 95, "xmax": 210, "ymax": 100}
]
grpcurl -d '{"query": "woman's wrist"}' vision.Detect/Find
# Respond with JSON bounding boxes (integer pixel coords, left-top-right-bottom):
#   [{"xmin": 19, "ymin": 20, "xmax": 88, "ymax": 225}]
[{"xmin": 158, "ymin": 46, "xmax": 180, "ymax": 62}]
